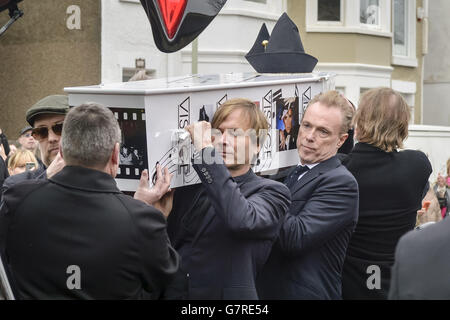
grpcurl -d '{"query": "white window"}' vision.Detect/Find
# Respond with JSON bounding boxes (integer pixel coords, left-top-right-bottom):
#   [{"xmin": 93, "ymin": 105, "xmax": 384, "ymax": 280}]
[
  {"xmin": 220, "ymin": 0, "xmax": 286, "ymax": 21},
  {"xmin": 306, "ymin": 0, "xmax": 391, "ymax": 37},
  {"xmin": 392, "ymin": 0, "xmax": 417, "ymax": 67}
]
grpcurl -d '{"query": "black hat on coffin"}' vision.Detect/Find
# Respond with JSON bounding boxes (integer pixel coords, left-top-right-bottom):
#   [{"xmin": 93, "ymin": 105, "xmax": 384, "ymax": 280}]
[{"xmin": 245, "ymin": 12, "xmax": 318, "ymax": 73}]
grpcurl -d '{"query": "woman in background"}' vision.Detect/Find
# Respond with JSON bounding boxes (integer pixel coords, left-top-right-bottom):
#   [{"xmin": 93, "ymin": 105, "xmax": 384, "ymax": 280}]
[
  {"xmin": 341, "ymin": 88, "xmax": 432, "ymax": 300},
  {"xmin": 7, "ymin": 149, "xmax": 38, "ymax": 176}
]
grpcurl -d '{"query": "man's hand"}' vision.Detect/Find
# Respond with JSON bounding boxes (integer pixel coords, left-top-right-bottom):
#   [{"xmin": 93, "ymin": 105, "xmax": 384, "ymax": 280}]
[
  {"xmin": 417, "ymin": 209, "xmax": 426, "ymax": 217},
  {"xmin": 134, "ymin": 164, "xmax": 173, "ymax": 206},
  {"xmin": 46, "ymin": 152, "xmax": 66, "ymax": 178},
  {"xmin": 185, "ymin": 121, "xmax": 214, "ymax": 152},
  {"xmin": 153, "ymin": 190, "xmax": 174, "ymax": 219}
]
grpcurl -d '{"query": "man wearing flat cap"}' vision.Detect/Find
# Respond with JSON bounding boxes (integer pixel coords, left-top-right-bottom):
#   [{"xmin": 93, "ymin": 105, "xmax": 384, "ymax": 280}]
[{"xmin": 1, "ymin": 95, "xmax": 69, "ymax": 193}]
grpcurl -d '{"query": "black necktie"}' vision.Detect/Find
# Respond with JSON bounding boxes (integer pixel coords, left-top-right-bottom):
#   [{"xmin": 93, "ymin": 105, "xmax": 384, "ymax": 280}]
[{"xmin": 285, "ymin": 165, "xmax": 310, "ymax": 189}]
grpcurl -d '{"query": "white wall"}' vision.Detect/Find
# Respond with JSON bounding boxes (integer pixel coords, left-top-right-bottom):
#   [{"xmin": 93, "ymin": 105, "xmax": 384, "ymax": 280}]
[
  {"xmin": 181, "ymin": 0, "xmax": 286, "ymax": 75},
  {"xmin": 101, "ymin": 0, "xmax": 178, "ymax": 83},
  {"xmin": 423, "ymin": 0, "xmax": 450, "ymax": 126},
  {"xmin": 404, "ymin": 125, "xmax": 450, "ymax": 182},
  {"xmin": 101, "ymin": 0, "xmax": 287, "ymax": 84}
]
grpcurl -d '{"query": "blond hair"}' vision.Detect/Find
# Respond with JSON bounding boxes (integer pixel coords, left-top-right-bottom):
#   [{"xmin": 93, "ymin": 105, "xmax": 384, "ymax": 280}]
[
  {"xmin": 7, "ymin": 149, "xmax": 38, "ymax": 171},
  {"xmin": 354, "ymin": 88, "xmax": 410, "ymax": 152},
  {"xmin": 211, "ymin": 98, "xmax": 269, "ymax": 146},
  {"xmin": 447, "ymin": 158, "xmax": 450, "ymax": 176},
  {"xmin": 306, "ymin": 90, "xmax": 355, "ymax": 134}
]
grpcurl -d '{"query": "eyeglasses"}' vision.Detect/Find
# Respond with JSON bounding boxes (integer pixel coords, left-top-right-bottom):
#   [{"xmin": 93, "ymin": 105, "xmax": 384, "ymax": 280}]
[{"xmin": 31, "ymin": 123, "xmax": 63, "ymax": 141}]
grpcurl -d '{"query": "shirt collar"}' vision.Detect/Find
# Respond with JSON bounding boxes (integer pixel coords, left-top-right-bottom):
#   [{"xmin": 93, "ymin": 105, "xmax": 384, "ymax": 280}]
[{"xmin": 298, "ymin": 162, "xmax": 319, "ymax": 170}]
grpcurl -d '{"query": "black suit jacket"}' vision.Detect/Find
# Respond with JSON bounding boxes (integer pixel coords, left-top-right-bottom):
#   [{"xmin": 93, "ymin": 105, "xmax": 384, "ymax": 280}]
[
  {"xmin": 341, "ymin": 143, "xmax": 432, "ymax": 300},
  {"xmin": 165, "ymin": 147, "xmax": 291, "ymax": 300},
  {"xmin": 0, "ymin": 156, "xmax": 8, "ymax": 189},
  {"xmin": 389, "ymin": 218, "xmax": 450, "ymax": 299},
  {"xmin": 257, "ymin": 155, "xmax": 359, "ymax": 300},
  {"xmin": 0, "ymin": 166, "xmax": 179, "ymax": 299}
]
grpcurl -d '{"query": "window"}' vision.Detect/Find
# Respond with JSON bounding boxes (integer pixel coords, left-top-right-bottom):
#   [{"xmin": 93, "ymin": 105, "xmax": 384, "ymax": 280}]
[
  {"xmin": 360, "ymin": 0, "xmax": 380, "ymax": 26},
  {"xmin": 392, "ymin": 0, "xmax": 417, "ymax": 67},
  {"xmin": 318, "ymin": 0, "xmax": 341, "ymax": 22},
  {"xmin": 393, "ymin": 0, "xmax": 407, "ymax": 55},
  {"xmin": 306, "ymin": 0, "xmax": 391, "ymax": 37}
]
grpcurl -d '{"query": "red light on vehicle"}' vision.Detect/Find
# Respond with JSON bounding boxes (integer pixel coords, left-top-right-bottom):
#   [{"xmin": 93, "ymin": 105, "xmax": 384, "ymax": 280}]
[{"xmin": 157, "ymin": 0, "xmax": 187, "ymax": 39}]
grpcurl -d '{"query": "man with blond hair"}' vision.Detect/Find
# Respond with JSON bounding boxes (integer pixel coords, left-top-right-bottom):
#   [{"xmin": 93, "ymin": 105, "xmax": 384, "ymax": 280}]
[
  {"xmin": 257, "ymin": 90, "xmax": 359, "ymax": 300},
  {"xmin": 163, "ymin": 98, "xmax": 291, "ymax": 300}
]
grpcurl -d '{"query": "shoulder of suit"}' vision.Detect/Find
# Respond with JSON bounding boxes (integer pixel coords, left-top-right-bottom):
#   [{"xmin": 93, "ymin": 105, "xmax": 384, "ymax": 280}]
[
  {"xmin": 398, "ymin": 219, "xmax": 450, "ymax": 256},
  {"xmin": 2, "ymin": 177, "xmax": 50, "ymax": 213},
  {"xmin": 321, "ymin": 163, "xmax": 358, "ymax": 188},
  {"xmin": 114, "ymin": 193, "xmax": 167, "ymax": 221},
  {"xmin": 397, "ymin": 149, "xmax": 428, "ymax": 162},
  {"xmin": 254, "ymin": 174, "xmax": 290, "ymax": 192},
  {"xmin": 397, "ymin": 149, "xmax": 432, "ymax": 170}
]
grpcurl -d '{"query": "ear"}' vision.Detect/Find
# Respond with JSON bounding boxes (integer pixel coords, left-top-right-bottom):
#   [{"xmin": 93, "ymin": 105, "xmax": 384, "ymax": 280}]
[
  {"xmin": 59, "ymin": 144, "xmax": 64, "ymax": 159},
  {"xmin": 337, "ymin": 133, "xmax": 349, "ymax": 149},
  {"xmin": 111, "ymin": 142, "xmax": 120, "ymax": 166}
]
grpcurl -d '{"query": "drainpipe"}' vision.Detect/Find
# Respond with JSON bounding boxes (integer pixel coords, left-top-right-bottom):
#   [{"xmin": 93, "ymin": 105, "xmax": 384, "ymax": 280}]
[
  {"xmin": 421, "ymin": 0, "xmax": 429, "ymax": 124},
  {"xmin": 192, "ymin": 38, "xmax": 198, "ymax": 75}
]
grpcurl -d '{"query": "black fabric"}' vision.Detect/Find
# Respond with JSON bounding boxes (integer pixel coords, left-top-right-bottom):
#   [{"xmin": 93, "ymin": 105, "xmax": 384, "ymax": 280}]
[
  {"xmin": 0, "ymin": 157, "xmax": 8, "ymax": 189},
  {"xmin": 285, "ymin": 165, "xmax": 309, "ymax": 189},
  {"xmin": 257, "ymin": 156, "xmax": 359, "ymax": 300},
  {"xmin": 338, "ymin": 128, "xmax": 354, "ymax": 155},
  {"xmin": 164, "ymin": 147, "xmax": 291, "ymax": 300},
  {"xmin": 0, "ymin": 166, "xmax": 179, "ymax": 299},
  {"xmin": 245, "ymin": 12, "xmax": 318, "ymax": 73},
  {"xmin": 0, "ymin": 133, "xmax": 10, "ymax": 157},
  {"xmin": 341, "ymin": 143, "xmax": 432, "ymax": 300}
]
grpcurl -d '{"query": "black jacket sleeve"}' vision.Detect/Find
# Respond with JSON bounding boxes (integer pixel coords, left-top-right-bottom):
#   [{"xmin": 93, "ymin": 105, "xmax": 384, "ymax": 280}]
[
  {"xmin": 278, "ymin": 171, "xmax": 359, "ymax": 256},
  {"xmin": 0, "ymin": 133, "xmax": 10, "ymax": 158},
  {"xmin": 192, "ymin": 147, "xmax": 291, "ymax": 240},
  {"xmin": 119, "ymin": 196, "xmax": 180, "ymax": 297}
]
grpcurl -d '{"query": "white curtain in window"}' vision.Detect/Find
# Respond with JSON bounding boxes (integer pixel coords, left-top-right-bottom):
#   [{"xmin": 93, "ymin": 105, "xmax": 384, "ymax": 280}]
[{"xmin": 360, "ymin": 0, "xmax": 380, "ymax": 25}]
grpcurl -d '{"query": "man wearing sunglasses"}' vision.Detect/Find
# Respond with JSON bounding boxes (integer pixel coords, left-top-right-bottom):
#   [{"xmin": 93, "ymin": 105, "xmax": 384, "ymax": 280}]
[{"xmin": 1, "ymin": 95, "xmax": 68, "ymax": 194}]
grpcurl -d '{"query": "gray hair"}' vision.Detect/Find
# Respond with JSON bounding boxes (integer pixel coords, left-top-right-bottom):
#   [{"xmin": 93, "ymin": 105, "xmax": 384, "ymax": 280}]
[{"xmin": 62, "ymin": 103, "xmax": 121, "ymax": 168}]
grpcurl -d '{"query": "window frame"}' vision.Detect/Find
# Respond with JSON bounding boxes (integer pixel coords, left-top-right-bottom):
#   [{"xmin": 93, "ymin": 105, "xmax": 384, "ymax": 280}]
[
  {"xmin": 392, "ymin": 0, "xmax": 418, "ymax": 67},
  {"xmin": 306, "ymin": 0, "xmax": 392, "ymax": 38}
]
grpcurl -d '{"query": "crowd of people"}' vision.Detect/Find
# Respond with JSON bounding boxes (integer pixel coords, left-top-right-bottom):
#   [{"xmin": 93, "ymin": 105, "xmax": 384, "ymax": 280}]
[{"xmin": 0, "ymin": 87, "xmax": 449, "ymax": 300}]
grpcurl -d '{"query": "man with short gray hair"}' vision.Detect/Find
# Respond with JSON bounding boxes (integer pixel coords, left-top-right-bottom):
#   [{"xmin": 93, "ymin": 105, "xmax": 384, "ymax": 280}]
[{"xmin": 0, "ymin": 103, "xmax": 179, "ymax": 299}]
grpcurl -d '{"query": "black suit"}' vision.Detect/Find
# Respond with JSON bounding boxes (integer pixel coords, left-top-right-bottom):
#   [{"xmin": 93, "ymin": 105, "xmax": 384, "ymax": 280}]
[
  {"xmin": 165, "ymin": 147, "xmax": 291, "ymax": 300},
  {"xmin": 0, "ymin": 166, "xmax": 179, "ymax": 299},
  {"xmin": 341, "ymin": 143, "xmax": 432, "ymax": 299},
  {"xmin": 257, "ymin": 155, "xmax": 359, "ymax": 300},
  {"xmin": 389, "ymin": 218, "xmax": 450, "ymax": 299},
  {"xmin": 0, "ymin": 157, "xmax": 8, "ymax": 189}
]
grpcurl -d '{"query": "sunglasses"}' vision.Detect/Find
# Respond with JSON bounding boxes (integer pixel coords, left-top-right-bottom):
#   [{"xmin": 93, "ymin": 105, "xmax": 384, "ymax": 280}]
[{"xmin": 31, "ymin": 123, "xmax": 63, "ymax": 141}]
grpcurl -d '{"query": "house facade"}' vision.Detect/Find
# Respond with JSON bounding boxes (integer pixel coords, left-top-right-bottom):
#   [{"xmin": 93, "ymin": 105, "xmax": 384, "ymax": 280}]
[{"xmin": 287, "ymin": 0, "xmax": 426, "ymax": 124}]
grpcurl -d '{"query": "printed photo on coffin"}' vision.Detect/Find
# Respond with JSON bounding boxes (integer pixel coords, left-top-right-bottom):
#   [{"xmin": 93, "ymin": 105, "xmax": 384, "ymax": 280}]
[
  {"xmin": 276, "ymin": 97, "xmax": 300, "ymax": 152},
  {"xmin": 110, "ymin": 107, "xmax": 148, "ymax": 180}
]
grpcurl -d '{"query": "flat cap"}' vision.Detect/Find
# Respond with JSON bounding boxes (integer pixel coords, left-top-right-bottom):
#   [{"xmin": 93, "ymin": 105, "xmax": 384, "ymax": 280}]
[
  {"xmin": 19, "ymin": 126, "xmax": 33, "ymax": 136},
  {"xmin": 26, "ymin": 95, "xmax": 69, "ymax": 126}
]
